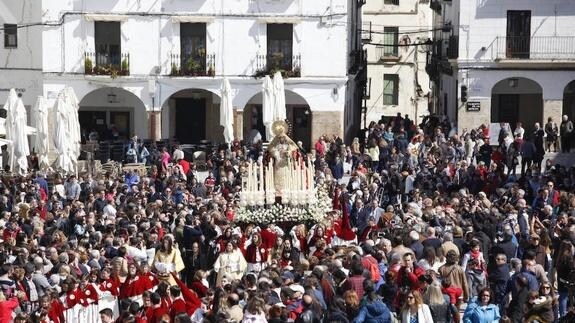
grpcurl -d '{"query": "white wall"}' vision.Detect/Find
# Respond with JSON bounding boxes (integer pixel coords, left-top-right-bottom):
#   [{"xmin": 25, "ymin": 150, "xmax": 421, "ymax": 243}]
[
  {"xmin": 363, "ymin": 0, "xmax": 431, "ymax": 124},
  {"xmin": 41, "ymin": 0, "xmax": 349, "ymax": 78},
  {"xmin": 458, "ymin": 0, "xmax": 575, "ymax": 63},
  {"xmin": 0, "ymin": 0, "xmax": 42, "ymax": 107}
]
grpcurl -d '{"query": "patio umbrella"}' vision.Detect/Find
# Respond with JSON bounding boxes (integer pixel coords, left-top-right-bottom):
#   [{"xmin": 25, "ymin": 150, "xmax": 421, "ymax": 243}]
[
  {"xmin": 32, "ymin": 96, "xmax": 50, "ymax": 171},
  {"xmin": 2, "ymin": 89, "xmax": 18, "ymax": 139},
  {"xmin": 1, "ymin": 89, "xmax": 18, "ymax": 171},
  {"xmin": 272, "ymin": 71, "xmax": 286, "ymax": 121},
  {"xmin": 262, "ymin": 75, "xmax": 274, "ymax": 140},
  {"xmin": 11, "ymin": 97, "xmax": 31, "ymax": 175},
  {"xmin": 220, "ymin": 78, "xmax": 234, "ymax": 143},
  {"xmin": 62, "ymin": 86, "xmax": 81, "ymax": 160},
  {"xmin": 53, "ymin": 95, "xmax": 74, "ymax": 175}
]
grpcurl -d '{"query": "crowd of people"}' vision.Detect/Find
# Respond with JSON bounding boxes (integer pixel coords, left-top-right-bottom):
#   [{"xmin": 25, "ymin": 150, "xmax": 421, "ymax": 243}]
[{"xmin": 2, "ymin": 113, "xmax": 575, "ymax": 323}]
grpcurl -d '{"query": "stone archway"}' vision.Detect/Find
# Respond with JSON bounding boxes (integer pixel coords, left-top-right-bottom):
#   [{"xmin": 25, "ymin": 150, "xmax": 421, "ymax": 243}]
[
  {"xmin": 161, "ymin": 88, "xmax": 222, "ymax": 144},
  {"xmin": 242, "ymin": 90, "xmax": 312, "ymax": 150},
  {"xmin": 79, "ymin": 87, "xmax": 147, "ymax": 140},
  {"xmin": 563, "ymin": 81, "xmax": 575, "ymax": 121},
  {"xmin": 491, "ymin": 77, "xmax": 543, "ymax": 135}
]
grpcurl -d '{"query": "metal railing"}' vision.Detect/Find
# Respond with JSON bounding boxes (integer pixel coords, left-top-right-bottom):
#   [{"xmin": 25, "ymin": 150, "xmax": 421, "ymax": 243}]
[
  {"xmin": 376, "ymin": 46, "xmax": 399, "ymax": 60},
  {"xmin": 254, "ymin": 53, "xmax": 301, "ymax": 77},
  {"xmin": 84, "ymin": 52, "xmax": 130, "ymax": 76},
  {"xmin": 169, "ymin": 53, "xmax": 215, "ymax": 77},
  {"xmin": 495, "ymin": 36, "xmax": 575, "ymax": 60}
]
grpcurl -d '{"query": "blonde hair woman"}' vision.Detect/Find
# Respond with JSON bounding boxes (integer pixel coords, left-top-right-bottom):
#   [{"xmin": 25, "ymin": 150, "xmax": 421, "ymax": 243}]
[
  {"xmin": 401, "ymin": 290, "xmax": 434, "ymax": 323},
  {"xmin": 423, "ymin": 282, "xmax": 455, "ymax": 323}
]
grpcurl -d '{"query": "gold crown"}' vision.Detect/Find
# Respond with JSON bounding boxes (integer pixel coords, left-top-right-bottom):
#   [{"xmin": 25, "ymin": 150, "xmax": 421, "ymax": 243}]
[{"xmin": 272, "ymin": 120, "xmax": 288, "ymax": 136}]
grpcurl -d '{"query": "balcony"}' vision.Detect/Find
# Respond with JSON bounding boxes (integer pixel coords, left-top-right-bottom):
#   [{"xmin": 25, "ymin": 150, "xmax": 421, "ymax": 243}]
[
  {"xmin": 376, "ymin": 46, "xmax": 400, "ymax": 62},
  {"xmin": 254, "ymin": 53, "xmax": 301, "ymax": 78},
  {"xmin": 169, "ymin": 53, "xmax": 215, "ymax": 77},
  {"xmin": 495, "ymin": 36, "xmax": 575, "ymax": 60},
  {"xmin": 84, "ymin": 52, "xmax": 130, "ymax": 76}
]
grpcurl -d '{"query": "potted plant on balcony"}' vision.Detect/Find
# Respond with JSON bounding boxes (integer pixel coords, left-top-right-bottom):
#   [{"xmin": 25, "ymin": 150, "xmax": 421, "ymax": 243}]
[
  {"xmin": 207, "ymin": 63, "xmax": 215, "ymax": 77},
  {"xmin": 170, "ymin": 63, "xmax": 179, "ymax": 76},
  {"xmin": 120, "ymin": 58, "xmax": 129, "ymax": 76},
  {"xmin": 186, "ymin": 58, "xmax": 203, "ymax": 76},
  {"xmin": 84, "ymin": 57, "xmax": 93, "ymax": 74}
]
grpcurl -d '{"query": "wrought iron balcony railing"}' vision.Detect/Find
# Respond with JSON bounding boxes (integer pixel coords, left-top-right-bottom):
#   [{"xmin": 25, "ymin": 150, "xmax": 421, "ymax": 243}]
[
  {"xmin": 169, "ymin": 53, "xmax": 216, "ymax": 77},
  {"xmin": 84, "ymin": 52, "xmax": 130, "ymax": 76},
  {"xmin": 495, "ymin": 36, "xmax": 575, "ymax": 60},
  {"xmin": 254, "ymin": 53, "xmax": 301, "ymax": 78}
]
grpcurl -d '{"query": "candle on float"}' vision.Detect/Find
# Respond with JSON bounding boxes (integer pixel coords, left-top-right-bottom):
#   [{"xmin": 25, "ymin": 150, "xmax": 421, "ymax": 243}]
[
  {"xmin": 247, "ymin": 161, "xmax": 251, "ymax": 191},
  {"xmin": 270, "ymin": 159, "xmax": 275, "ymax": 192},
  {"xmin": 299, "ymin": 159, "xmax": 305, "ymax": 191},
  {"xmin": 259, "ymin": 162, "xmax": 264, "ymax": 191}
]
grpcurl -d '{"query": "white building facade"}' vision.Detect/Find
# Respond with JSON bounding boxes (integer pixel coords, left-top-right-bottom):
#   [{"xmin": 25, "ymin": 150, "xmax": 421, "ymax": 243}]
[
  {"xmin": 436, "ymin": 0, "xmax": 575, "ymax": 134},
  {"xmin": 0, "ymin": 1, "xmax": 43, "ymax": 110},
  {"xmin": 362, "ymin": 0, "xmax": 432, "ymax": 125},
  {"xmin": 40, "ymin": 0, "xmax": 352, "ymax": 150}
]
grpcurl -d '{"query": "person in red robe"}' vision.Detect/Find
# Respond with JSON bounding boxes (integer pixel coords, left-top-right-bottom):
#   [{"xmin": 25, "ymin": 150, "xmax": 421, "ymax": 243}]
[
  {"xmin": 334, "ymin": 191, "xmax": 356, "ymax": 241},
  {"xmin": 99, "ymin": 268, "xmax": 120, "ymax": 297},
  {"xmin": 359, "ymin": 217, "xmax": 378, "ymax": 242},
  {"xmin": 170, "ymin": 272, "xmax": 201, "ymax": 315},
  {"xmin": 189, "ymin": 270, "xmax": 208, "ymax": 298},
  {"xmin": 148, "ymin": 292, "xmax": 168, "ymax": 323},
  {"xmin": 260, "ymin": 224, "xmax": 279, "ymax": 251},
  {"xmin": 244, "ymin": 233, "xmax": 269, "ymax": 274},
  {"xmin": 168, "ymin": 286, "xmax": 187, "ymax": 321},
  {"xmin": 39, "ymin": 294, "xmax": 65, "ymax": 323}
]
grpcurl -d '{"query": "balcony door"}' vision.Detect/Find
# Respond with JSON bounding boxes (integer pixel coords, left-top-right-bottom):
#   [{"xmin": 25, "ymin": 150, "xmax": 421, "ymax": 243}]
[
  {"xmin": 180, "ymin": 23, "xmax": 206, "ymax": 74},
  {"xmin": 95, "ymin": 22, "xmax": 121, "ymax": 67},
  {"xmin": 506, "ymin": 11, "xmax": 531, "ymax": 59},
  {"xmin": 267, "ymin": 24, "xmax": 293, "ymax": 70}
]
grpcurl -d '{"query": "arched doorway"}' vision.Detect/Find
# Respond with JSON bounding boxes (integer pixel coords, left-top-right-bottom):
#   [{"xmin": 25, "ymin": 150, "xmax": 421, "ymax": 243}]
[
  {"xmin": 243, "ymin": 90, "xmax": 312, "ymax": 150},
  {"xmin": 563, "ymin": 81, "xmax": 575, "ymax": 121},
  {"xmin": 491, "ymin": 77, "xmax": 543, "ymax": 134},
  {"xmin": 79, "ymin": 87, "xmax": 146, "ymax": 141},
  {"xmin": 161, "ymin": 89, "xmax": 222, "ymax": 144}
]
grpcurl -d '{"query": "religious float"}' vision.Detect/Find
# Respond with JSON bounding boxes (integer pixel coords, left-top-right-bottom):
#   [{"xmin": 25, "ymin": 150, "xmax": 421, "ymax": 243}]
[{"xmin": 235, "ymin": 120, "xmax": 331, "ymax": 224}]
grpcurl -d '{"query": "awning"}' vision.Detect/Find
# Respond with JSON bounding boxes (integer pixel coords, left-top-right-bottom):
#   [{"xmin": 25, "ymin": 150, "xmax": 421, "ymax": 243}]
[
  {"xmin": 257, "ymin": 16, "xmax": 302, "ymax": 24},
  {"xmin": 171, "ymin": 16, "xmax": 215, "ymax": 23},
  {"xmin": 85, "ymin": 14, "xmax": 129, "ymax": 22}
]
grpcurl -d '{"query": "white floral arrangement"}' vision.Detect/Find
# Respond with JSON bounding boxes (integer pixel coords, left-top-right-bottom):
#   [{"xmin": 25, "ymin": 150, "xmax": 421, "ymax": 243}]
[{"xmin": 235, "ymin": 184, "xmax": 332, "ymax": 224}]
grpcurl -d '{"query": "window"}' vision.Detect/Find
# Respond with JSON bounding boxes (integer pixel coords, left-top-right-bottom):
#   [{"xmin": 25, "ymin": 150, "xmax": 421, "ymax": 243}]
[
  {"xmin": 506, "ymin": 11, "xmax": 531, "ymax": 58},
  {"xmin": 384, "ymin": 0, "xmax": 400, "ymax": 5},
  {"xmin": 4, "ymin": 24, "xmax": 17, "ymax": 48},
  {"xmin": 95, "ymin": 21, "xmax": 121, "ymax": 67},
  {"xmin": 383, "ymin": 74, "xmax": 399, "ymax": 105},
  {"xmin": 180, "ymin": 23, "xmax": 207, "ymax": 73},
  {"xmin": 267, "ymin": 24, "xmax": 293, "ymax": 70},
  {"xmin": 383, "ymin": 27, "xmax": 399, "ymax": 57}
]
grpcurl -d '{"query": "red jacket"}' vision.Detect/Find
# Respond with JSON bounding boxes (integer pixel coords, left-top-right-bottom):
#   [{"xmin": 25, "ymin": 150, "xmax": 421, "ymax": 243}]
[
  {"xmin": 244, "ymin": 244, "xmax": 269, "ymax": 263},
  {"xmin": 100, "ymin": 277, "xmax": 120, "ymax": 297},
  {"xmin": 260, "ymin": 229, "xmax": 277, "ymax": 250},
  {"xmin": 189, "ymin": 280, "xmax": 208, "ymax": 298},
  {"xmin": 0, "ymin": 297, "xmax": 19, "ymax": 323},
  {"xmin": 149, "ymin": 307, "xmax": 168, "ymax": 323},
  {"xmin": 48, "ymin": 299, "xmax": 65, "ymax": 323},
  {"xmin": 169, "ymin": 299, "xmax": 187, "ymax": 321},
  {"xmin": 171, "ymin": 272, "xmax": 201, "ymax": 315}
]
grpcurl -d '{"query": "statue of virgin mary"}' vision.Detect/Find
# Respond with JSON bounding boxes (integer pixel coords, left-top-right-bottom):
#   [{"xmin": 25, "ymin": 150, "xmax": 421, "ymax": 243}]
[{"xmin": 267, "ymin": 120, "xmax": 298, "ymax": 193}]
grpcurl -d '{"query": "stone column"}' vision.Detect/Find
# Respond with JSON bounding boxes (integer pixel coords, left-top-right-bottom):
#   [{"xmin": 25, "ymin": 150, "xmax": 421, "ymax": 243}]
[
  {"xmin": 457, "ymin": 99, "xmax": 491, "ymax": 135},
  {"xmin": 311, "ymin": 110, "xmax": 343, "ymax": 143},
  {"xmin": 234, "ymin": 109, "xmax": 243, "ymax": 141},
  {"xmin": 543, "ymin": 100, "xmax": 562, "ymax": 125},
  {"xmin": 148, "ymin": 111, "xmax": 161, "ymax": 141}
]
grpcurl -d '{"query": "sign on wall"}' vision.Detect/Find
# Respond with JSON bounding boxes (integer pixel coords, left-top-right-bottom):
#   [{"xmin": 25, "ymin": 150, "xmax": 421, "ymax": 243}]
[{"xmin": 466, "ymin": 101, "xmax": 480, "ymax": 112}]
